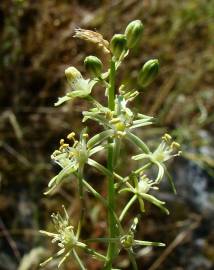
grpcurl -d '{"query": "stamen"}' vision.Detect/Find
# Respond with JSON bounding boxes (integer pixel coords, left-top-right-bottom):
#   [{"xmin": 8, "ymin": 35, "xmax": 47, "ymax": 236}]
[
  {"xmin": 162, "ymin": 133, "xmax": 172, "ymax": 142},
  {"xmin": 170, "ymin": 141, "xmax": 180, "ymax": 150},
  {"xmin": 60, "ymin": 139, "xmax": 65, "ymax": 145},
  {"xmin": 67, "ymin": 132, "xmax": 76, "ymax": 140},
  {"xmin": 59, "ymin": 143, "xmax": 69, "ymax": 151}
]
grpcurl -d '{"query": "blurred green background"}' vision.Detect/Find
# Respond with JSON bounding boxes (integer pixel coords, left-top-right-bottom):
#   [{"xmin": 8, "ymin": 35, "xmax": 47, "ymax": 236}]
[{"xmin": 0, "ymin": 0, "xmax": 214, "ymax": 269}]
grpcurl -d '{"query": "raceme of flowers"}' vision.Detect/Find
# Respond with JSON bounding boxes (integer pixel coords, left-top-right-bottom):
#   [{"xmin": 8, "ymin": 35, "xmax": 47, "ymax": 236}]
[{"xmin": 40, "ymin": 20, "xmax": 181, "ymax": 269}]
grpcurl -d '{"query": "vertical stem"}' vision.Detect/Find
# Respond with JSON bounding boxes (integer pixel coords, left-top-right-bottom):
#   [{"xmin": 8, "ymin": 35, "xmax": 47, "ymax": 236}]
[
  {"xmin": 108, "ymin": 59, "xmax": 116, "ymax": 111},
  {"xmin": 106, "ymin": 59, "xmax": 117, "ymax": 268},
  {"xmin": 77, "ymin": 167, "xmax": 85, "ymax": 238}
]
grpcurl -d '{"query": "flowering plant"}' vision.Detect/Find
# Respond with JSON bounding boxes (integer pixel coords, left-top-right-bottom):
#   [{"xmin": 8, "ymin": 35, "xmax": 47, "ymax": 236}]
[{"xmin": 41, "ymin": 20, "xmax": 181, "ymax": 269}]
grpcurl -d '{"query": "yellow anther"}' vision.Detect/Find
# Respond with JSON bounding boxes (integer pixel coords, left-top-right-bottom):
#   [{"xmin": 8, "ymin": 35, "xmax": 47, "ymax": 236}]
[
  {"xmin": 60, "ymin": 139, "xmax": 65, "ymax": 145},
  {"xmin": 162, "ymin": 133, "xmax": 172, "ymax": 142},
  {"xmin": 64, "ymin": 143, "xmax": 69, "ymax": 147},
  {"xmin": 67, "ymin": 132, "xmax": 76, "ymax": 140},
  {"xmin": 83, "ymin": 133, "xmax": 89, "ymax": 139},
  {"xmin": 59, "ymin": 143, "xmax": 69, "ymax": 151},
  {"xmin": 171, "ymin": 142, "xmax": 180, "ymax": 149}
]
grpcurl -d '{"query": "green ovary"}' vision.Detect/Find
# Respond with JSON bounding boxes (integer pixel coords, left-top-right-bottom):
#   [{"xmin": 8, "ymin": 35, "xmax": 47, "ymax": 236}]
[{"xmin": 115, "ymin": 121, "xmax": 126, "ymax": 132}]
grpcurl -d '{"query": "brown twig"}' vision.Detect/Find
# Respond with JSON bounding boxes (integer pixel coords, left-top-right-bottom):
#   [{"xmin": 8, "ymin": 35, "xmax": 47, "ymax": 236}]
[{"xmin": 0, "ymin": 218, "xmax": 21, "ymax": 261}]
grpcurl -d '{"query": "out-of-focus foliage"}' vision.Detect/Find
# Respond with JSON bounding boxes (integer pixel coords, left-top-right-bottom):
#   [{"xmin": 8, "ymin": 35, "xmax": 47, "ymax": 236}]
[{"xmin": 0, "ymin": 0, "xmax": 213, "ymax": 269}]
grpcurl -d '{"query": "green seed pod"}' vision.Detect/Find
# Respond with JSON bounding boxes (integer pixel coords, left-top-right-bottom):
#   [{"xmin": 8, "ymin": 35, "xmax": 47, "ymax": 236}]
[
  {"xmin": 125, "ymin": 20, "xmax": 144, "ymax": 48},
  {"xmin": 138, "ymin": 59, "xmax": 159, "ymax": 87},
  {"xmin": 110, "ymin": 34, "xmax": 127, "ymax": 59},
  {"xmin": 84, "ymin": 55, "xmax": 103, "ymax": 78}
]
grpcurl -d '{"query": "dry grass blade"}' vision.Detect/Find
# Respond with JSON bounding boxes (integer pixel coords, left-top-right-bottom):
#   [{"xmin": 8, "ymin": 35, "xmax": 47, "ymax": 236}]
[{"xmin": 148, "ymin": 218, "xmax": 201, "ymax": 270}]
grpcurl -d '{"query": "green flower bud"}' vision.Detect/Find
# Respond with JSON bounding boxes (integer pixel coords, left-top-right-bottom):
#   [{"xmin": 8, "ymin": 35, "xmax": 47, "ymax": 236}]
[
  {"xmin": 84, "ymin": 55, "xmax": 103, "ymax": 78},
  {"xmin": 125, "ymin": 20, "xmax": 144, "ymax": 48},
  {"xmin": 110, "ymin": 34, "xmax": 127, "ymax": 59},
  {"xmin": 138, "ymin": 59, "xmax": 159, "ymax": 87}
]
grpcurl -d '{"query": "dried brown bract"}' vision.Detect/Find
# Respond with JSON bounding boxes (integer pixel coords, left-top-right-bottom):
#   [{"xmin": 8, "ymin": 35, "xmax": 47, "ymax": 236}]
[{"xmin": 74, "ymin": 28, "xmax": 110, "ymax": 54}]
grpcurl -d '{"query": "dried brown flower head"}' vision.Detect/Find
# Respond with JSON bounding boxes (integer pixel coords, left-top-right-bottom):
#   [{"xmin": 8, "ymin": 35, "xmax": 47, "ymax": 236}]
[{"xmin": 74, "ymin": 28, "xmax": 110, "ymax": 54}]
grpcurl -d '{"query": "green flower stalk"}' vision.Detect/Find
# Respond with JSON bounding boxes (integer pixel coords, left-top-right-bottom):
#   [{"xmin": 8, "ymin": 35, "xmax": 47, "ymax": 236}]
[{"xmin": 41, "ymin": 20, "xmax": 181, "ymax": 269}]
